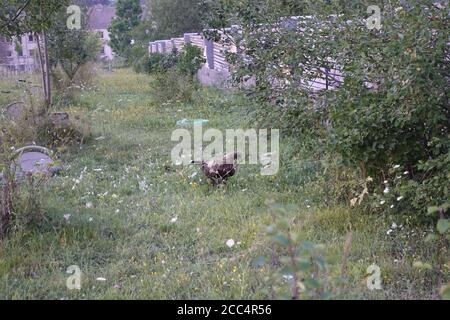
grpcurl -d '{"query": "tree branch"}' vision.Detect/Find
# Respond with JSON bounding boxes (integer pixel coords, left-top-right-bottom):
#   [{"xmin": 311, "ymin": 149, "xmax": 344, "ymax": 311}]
[{"xmin": 0, "ymin": 0, "xmax": 33, "ymax": 30}]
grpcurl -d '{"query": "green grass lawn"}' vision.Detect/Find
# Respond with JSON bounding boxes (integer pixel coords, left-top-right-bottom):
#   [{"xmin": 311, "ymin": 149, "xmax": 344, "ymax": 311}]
[{"xmin": 0, "ymin": 69, "xmax": 446, "ymax": 299}]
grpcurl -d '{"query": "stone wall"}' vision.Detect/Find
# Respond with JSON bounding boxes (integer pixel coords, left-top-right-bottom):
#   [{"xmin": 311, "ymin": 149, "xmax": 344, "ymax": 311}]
[{"xmin": 149, "ymin": 32, "xmax": 235, "ymax": 88}]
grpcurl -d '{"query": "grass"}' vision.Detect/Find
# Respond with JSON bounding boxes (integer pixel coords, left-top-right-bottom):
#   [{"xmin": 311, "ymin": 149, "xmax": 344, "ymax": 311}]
[{"xmin": 0, "ymin": 68, "xmax": 446, "ymax": 299}]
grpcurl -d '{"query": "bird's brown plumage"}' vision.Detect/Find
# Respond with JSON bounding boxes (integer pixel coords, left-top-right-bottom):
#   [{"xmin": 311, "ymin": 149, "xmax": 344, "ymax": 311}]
[{"xmin": 200, "ymin": 152, "xmax": 239, "ymax": 185}]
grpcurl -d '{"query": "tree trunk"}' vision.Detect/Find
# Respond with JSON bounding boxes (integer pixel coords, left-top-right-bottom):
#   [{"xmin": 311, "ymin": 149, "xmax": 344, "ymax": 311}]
[
  {"xmin": 35, "ymin": 33, "xmax": 46, "ymax": 102},
  {"xmin": 42, "ymin": 29, "xmax": 51, "ymax": 107},
  {"xmin": 36, "ymin": 0, "xmax": 51, "ymax": 110},
  {"xmin": 34, "ymin": 32, "xmax": 51, "ymax": 110}
]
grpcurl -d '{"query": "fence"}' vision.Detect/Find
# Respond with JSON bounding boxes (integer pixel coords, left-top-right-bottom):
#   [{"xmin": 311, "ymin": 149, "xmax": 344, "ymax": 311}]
[
  {"xmin": 0, "ymin": 57, "xmax": 38, "ymax": 78},
  {"xmin": 148, "ymin": 25, "xmax": 344, "ymax": 90}
]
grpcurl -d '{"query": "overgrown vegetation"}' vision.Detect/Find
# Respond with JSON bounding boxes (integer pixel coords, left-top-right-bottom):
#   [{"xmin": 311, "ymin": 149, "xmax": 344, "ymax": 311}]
[
  {"xmin": 108, "ymin": 0, "xmax": 142, "ymax": 61},
  {"xmin": 132, "ymin": 44, "xmax": 205, "ymax": 102},
  {"xmin": 204, "ymin": 0, "xmax": 449, "ymax": 225},
  {"xmin": 0, "ymin": 69, "xmax": 447, "ymax": 299},
  {"xmin": 0, "ymin": 0, "xmax": 448, "ymax": 300},
  {"xmin": 0, "ymin": 75, "xmax": 91, "ymax": 237}
]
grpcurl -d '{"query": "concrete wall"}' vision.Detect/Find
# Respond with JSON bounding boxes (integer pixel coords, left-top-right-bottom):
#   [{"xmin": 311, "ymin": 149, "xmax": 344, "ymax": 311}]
[
  {"xmin": 95, "ymin": 28, "xmax": 114, "ymax": 61},
  {"xmin": 147, "ymin": 24, "xmax": 344, "ymax": 90},
  {"xmin": 148, "ymin": 32, "xmax": 233, "ymax": 88}
]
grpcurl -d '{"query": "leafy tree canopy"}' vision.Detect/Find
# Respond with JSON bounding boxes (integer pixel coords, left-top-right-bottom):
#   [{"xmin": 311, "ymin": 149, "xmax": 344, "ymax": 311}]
[{"xmin": 108, "ymin": 0, "xmax": 142, "ymax": 59}]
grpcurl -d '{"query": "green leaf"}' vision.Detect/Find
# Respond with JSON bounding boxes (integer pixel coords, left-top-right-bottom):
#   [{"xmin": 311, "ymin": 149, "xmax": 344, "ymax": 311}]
[
  {"xmin": 276, "ymin": 219, "xmax": 289, "ymax": 230},
  {"xmin": 300, "ymin": 240, "xmax": 316, "ymax": 251},
  {"xmin": 427, "ymin": 206, "xmax": 440, "ymax": 215},
  {"xmin": 441, "ymin": 284, "xmax": 450, "ymax": 300},
  {"xmin": 413, "ymin": 261, "xmax": 433, "ymax": 270},
  {"xmin": 424, "ymin": 233, "xmax": 438, "ymax": 243},
  {"xmin": 252, "ymin": 256, "xmax": 266, "ymax": 268},
  {"xmin": 437, "ymin": 219, "xmax": 449, "ymax": 235},
  {"xmin": 304, "ymin": 278, "xmax": 320, "ymax": 289},
  {"xmin": 272, "ymin": 235, "xmax": 289, "ymax": 246}
]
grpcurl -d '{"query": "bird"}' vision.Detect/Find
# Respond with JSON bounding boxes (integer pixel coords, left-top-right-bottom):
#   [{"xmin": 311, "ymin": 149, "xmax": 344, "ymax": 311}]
[{"xmin": 194, "ymin": 152, "xmax": 240, "ymax": 185}]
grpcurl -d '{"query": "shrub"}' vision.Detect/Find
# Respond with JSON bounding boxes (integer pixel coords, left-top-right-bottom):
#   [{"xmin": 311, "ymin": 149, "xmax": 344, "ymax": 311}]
[
  {"xmin": 176, "ymin": 44, "xmax": 205, "ymax": 77},
  {"xmin": 329, "ymin": 4, "xmax": 449, "ymax": 219},
  {"xmin": 205, "ymin": 1, "xmax": 449, "ymax": 221},
  {"xmin": 134, "ymin": 44, "xmax": 204, "ymax": 78},
  {"xmin": 133, "ymin": 52, "xmax": 166, "ymax": 74},
  {"xmin": 52, "ymin": 63, "xmax": 97, "ymax": 107},
  {"xmin": 256, "ymin": 201, "xmax": 344, "ymax": 299},
  {"xmin": 0, "ymin": 139, "xmax": 16, "ymax": 237},
  {"xmin": 151, "ymin": 68, "xmax": 198, "ymax": 103}
]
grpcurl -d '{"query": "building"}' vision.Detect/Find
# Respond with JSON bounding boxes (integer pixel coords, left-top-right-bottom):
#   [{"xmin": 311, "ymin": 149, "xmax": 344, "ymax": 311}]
[
  {"xmin": 0, "ymin": 34, "xmax": 39, "ymax": 73},
  {"xmin": 0, "ymin": 4, "xmax": 117, "ymax": 73},
  {"xmin": 88, "ymin": 4, "xmax": 116, "ymax": 61}
]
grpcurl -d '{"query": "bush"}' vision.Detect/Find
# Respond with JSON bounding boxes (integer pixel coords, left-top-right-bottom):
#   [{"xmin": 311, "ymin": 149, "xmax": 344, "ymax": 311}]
[
  {"xmin": 328, "ymin": 4, "xmax": 449, "ymax": 219},
  {"xmin": 133, "ymin": 52, "xmax": 166, "ymax": 74},
  {"xmin": 134, "ymin": 44, "xmax": 204, "ymax": 78},
  {"xmin": 134, "ymin": 44, "xmax": 205, "ymax": 103},
  {"xmin": 176, "ymin": 44, "xmax": 205, "ymax": 77},
  {"xmin": 52, "ymin": 63, "xmax": 97, "ymax": 107},
  {"xmin": 205, "ymin": 1, "xmax": 449, "ymax": 221},
  {"xmin": 151, "ymin": 68, "xmax": 198, "ymax": 103}
]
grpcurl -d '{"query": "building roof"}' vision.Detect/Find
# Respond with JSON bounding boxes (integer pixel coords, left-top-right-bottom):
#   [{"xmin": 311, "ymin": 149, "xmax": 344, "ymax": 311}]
[{"xmin": 88, "ymin": 5, "xmax": 116, "ymax": 30}]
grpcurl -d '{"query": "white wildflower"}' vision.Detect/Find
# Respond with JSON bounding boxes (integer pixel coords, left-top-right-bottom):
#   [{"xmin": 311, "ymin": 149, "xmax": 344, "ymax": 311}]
[
  {"xmin": 63, "ymin": 214, "xmax": 71, "ymax": 221},
  {"xmin": 226, "ymin": 239, "xmax": 235, "ymax": 248},
  {"xmin": 170, "ymin": 216, "xmax": 178, "ymax": 223},
  {"xmin": 393, "ymin": 165, "xmax": 400, "ymax": 169},
  {"xmin": 383, "ymin": 187, "xmax": 390, "ymax": 194},
  {"xmin": 139, "ymin": 180, "xmax": 148, "ymax": 192},
  {"xmin": 391, "ymin": 223, "xmax": 398, "ymax": 229},
  {"xmin": 86, "ymin": 202, "xmax": 93, "ymax": 209},
  {"xmin": 96, "ymin": 277, "xmax": 106, "ymax": 281},
  {"xmin": 387, "ymin": 229, "xmax": 393, "ymax": 235},
  {"xmin": 397, "ymin": 196, "xmax": 404, "ymax": 201},
  {"xmin": 282, "ymin": 274, "xmax": 294, "ymax": 281},
  {"xmin": 380, "ymin": 200, "xmax": 386, "ymax": 205}
]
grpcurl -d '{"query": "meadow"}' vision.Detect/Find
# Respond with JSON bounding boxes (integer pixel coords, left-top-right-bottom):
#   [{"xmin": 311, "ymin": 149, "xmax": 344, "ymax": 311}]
[{"xmin": 0, "ymin": 68, "xmax": 445, "ymax": 299}]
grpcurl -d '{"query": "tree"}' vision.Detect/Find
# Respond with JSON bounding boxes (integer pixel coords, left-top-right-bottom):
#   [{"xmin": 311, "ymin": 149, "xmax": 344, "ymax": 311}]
[
  {"xmin": 149, "ymin": 0, "xmax": 204, "ymax": 39},
  {"xmin": 108, "ymin": 0, "xmax": 142, "ymax": 60},
  {"xmin": 0, "ymin": 0, "xmax": 69, "ymax": 107},
  {"xmin": 47, "ymin": 3, "xmax": 101, "ymax": 82}
]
